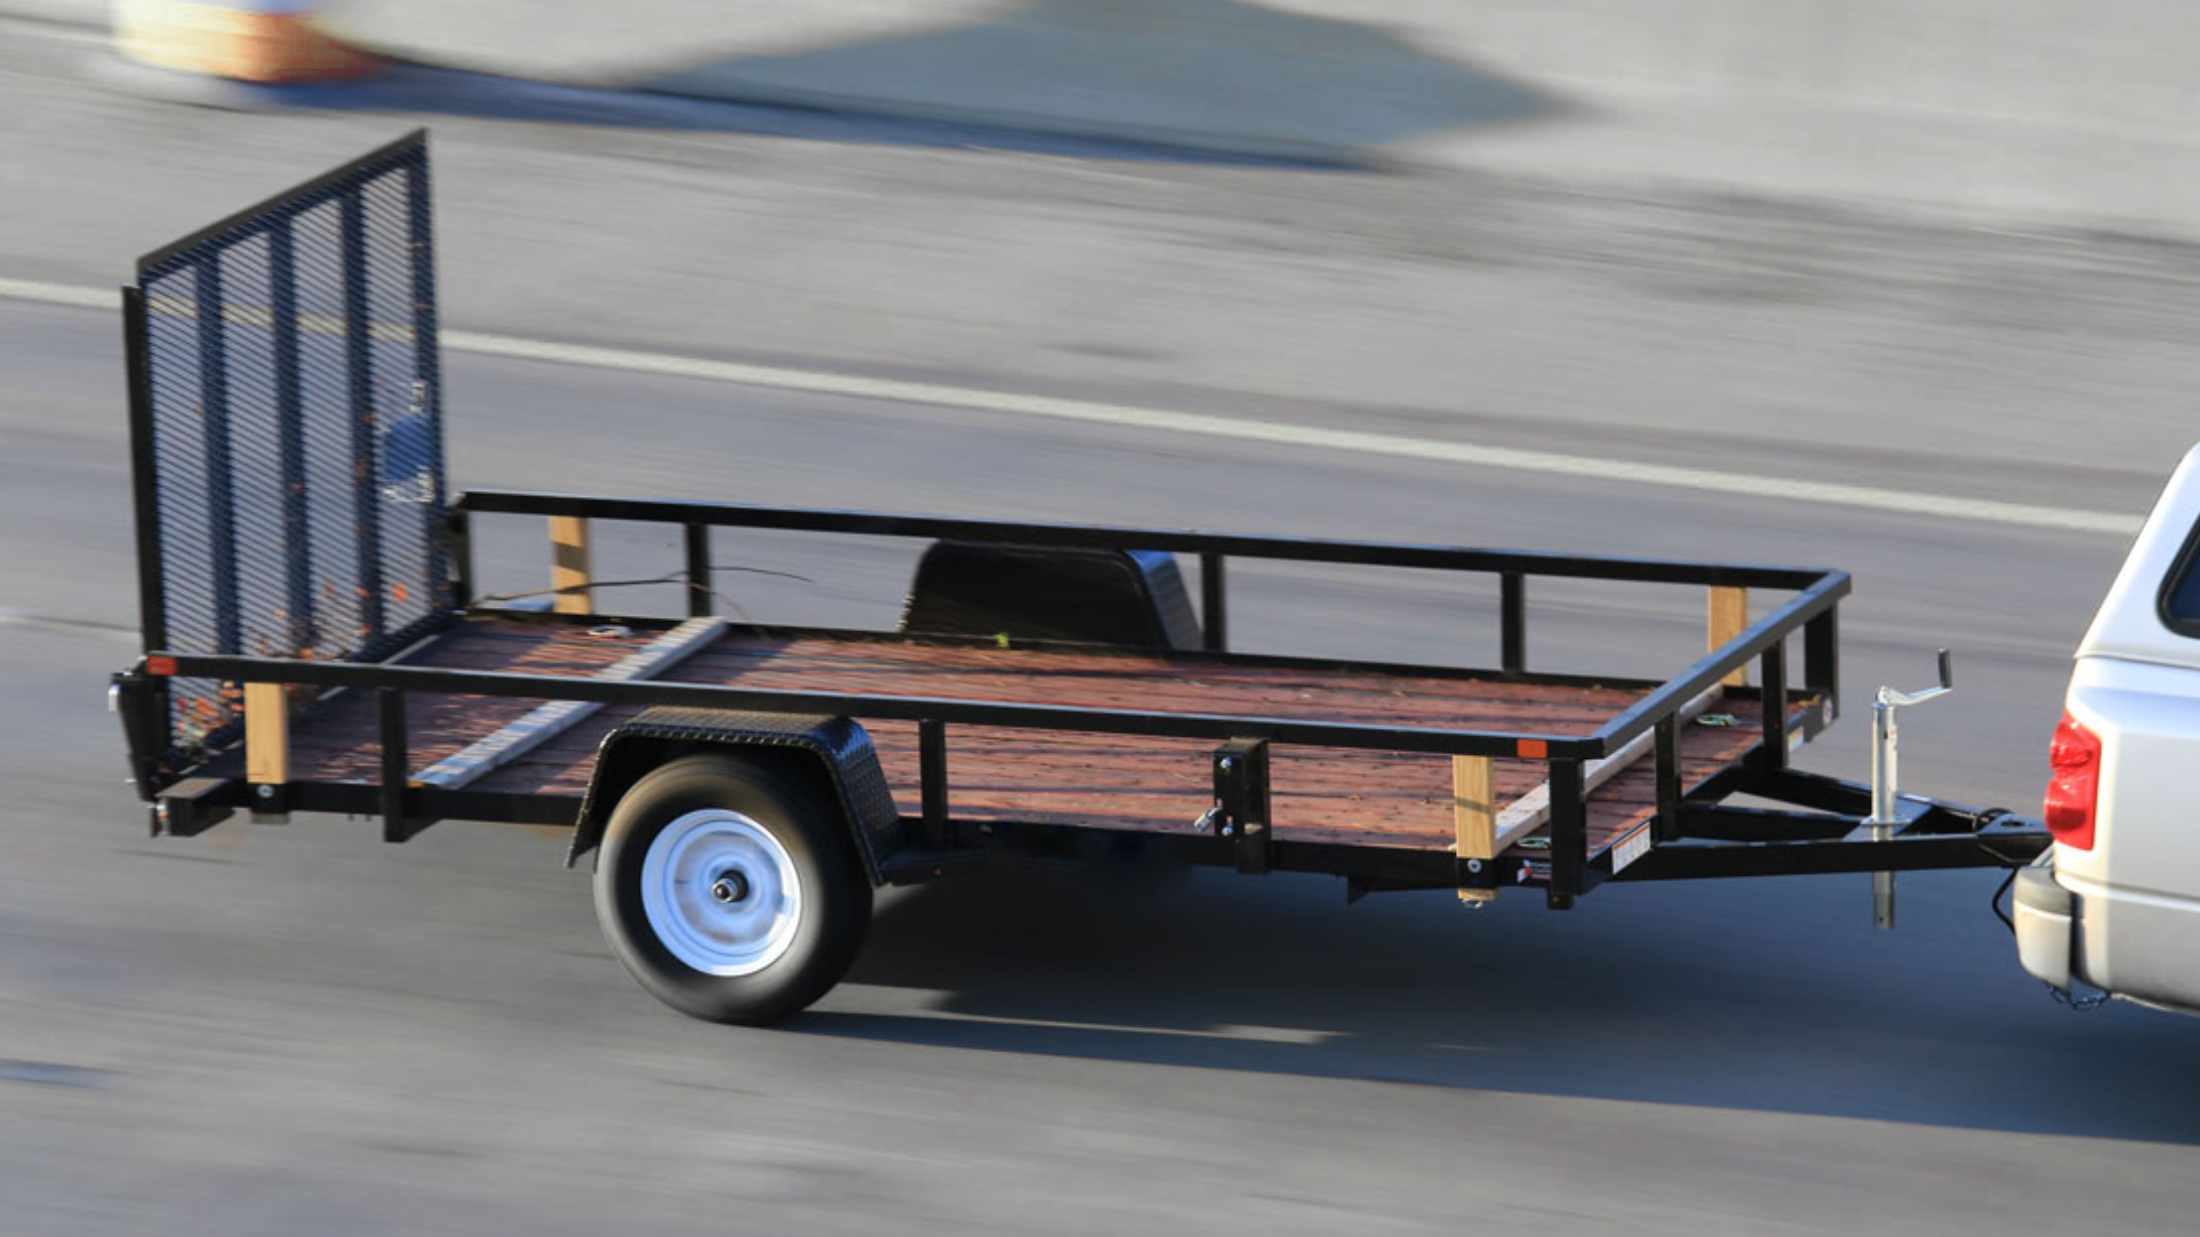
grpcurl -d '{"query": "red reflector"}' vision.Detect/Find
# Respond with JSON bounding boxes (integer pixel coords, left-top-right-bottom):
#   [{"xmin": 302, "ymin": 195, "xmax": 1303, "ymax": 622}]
[
  {"xmin": 1517, "ymin": 739, "xmax": 1549, "ymax": 759},
  {"xmin": 2043, "ymin": 711, "xmax": 2099, "ymax": 851},
  {"xmin": 145, "ymin": 655, "xmax": 177, "ymax": 677}
]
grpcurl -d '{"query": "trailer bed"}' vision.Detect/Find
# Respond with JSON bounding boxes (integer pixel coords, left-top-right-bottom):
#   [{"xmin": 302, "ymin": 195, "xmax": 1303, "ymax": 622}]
[{"xmin": 253, "ymin": 616, "xmax": 1808, "ymax": 862}]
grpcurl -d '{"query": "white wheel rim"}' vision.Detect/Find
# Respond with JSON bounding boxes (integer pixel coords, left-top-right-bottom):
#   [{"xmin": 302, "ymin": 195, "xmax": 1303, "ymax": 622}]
[{"xmin": 639, "ymin": 809, "xmax": 803, "ymax": 976}]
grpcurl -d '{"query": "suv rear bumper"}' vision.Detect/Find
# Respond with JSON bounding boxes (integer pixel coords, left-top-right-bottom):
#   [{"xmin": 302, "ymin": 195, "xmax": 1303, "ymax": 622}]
[{"xmin": 2014, "ymin": 861, "xmax": 2076, "ymax": 991}]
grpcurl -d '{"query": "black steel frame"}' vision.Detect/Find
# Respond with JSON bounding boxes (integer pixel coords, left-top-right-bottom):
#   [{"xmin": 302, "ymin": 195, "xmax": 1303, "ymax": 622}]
[
  {"xmin": 121, "ymin": 485, "xmax": 2060, "ymax": 903},
  {"xmin": 118, "ymin": 483, "xmax": 2042, "ymax": 904}
]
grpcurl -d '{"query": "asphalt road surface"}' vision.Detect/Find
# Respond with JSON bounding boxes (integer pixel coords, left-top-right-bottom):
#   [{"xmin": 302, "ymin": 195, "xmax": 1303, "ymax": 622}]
[{"xmin": 5, "ymin": 21, "xmax": 2200, "ymax": 1237}]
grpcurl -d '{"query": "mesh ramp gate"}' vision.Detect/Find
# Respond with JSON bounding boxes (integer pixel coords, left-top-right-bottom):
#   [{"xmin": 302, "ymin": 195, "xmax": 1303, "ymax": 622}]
[{"xmin": 125, "ymin": 130, "xmax": 448, "ymax": 767}]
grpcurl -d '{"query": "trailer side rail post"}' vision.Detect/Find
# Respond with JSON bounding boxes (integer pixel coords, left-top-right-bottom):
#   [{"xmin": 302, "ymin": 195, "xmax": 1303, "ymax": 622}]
[
  {"xmin": 918, "ymin": 718, "xmax": 950, "ymax": 848},
  {"xmin": 1500, "ymin": 571, "xmax": 1525, "ymax": 675},
  {"xmin": 446, "ymin": 507, "xmax": 474, "ymax": 609},
  {"xmin": 1548, "ymin": 758, "xmax": 1585, "ymax": 908},
  {"xmin": 1760, "ymin": 638, "xmax": 1790, "ymax": 773},
  {"xmin": 1199, "ymin": 551, "xmax": 1227, "ymax": 652},
  {"xmin": 379, "ymin": 686, "xmax": 415, "ymax": 843},
  {"xmin": 1653, "ymin": 714, "xmax": 1681, "ymax": 843},
  {"xmin": 1804, "ymin": 606, "xmax": 1839, "ymax": 723},
  {"xmin": 684, "ymin": 522, "xmax": 712, "ymax": 618}
]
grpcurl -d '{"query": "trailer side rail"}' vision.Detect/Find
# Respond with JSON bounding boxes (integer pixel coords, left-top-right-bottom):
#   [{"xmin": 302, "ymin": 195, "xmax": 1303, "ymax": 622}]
[{"xmin": 442, "ymin": 488, "xmax": 1851, "ymax": 899}]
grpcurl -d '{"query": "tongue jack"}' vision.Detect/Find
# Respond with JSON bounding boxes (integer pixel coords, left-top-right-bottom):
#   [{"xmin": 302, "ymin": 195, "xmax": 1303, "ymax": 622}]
[{"xmin": 1868, "ymin": 650, "xmax": 1954, "ymax": 929}]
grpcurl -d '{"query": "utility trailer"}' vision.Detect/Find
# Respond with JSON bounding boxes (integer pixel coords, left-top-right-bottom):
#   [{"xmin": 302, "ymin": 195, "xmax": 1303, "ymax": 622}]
[{"xmin": 108, "ymin": 133, "xmax": 2051, "ymax": 1024}]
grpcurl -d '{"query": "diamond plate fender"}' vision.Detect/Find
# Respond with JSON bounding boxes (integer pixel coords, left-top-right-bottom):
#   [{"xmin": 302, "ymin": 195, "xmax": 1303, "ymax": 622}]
[{"xmin": 567, "ymin": 707, "xmax": 900, "ymax": 882}]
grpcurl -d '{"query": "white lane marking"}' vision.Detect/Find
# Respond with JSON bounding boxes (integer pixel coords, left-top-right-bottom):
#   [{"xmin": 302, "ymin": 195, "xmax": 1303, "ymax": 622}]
[
  {"xmin": 0, "ymin": 18, "xmax": 112, "ymax": 49},
  {"xmin": 441, "ymin": 332, "xmax": 2145, "ymax": 537},
  {"xmin": 1, "ymin": 279, "xmax": 114, "ymax": 310},
  {"xmin": 3, "ymin": 276, "xmax": 2145, "ymax": 537}
]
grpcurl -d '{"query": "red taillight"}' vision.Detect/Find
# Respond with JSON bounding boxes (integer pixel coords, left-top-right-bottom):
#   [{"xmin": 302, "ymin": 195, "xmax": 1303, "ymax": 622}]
[{"xmin": 2043, "ymin": 712, "xmax": 2100, "ymax": 851}]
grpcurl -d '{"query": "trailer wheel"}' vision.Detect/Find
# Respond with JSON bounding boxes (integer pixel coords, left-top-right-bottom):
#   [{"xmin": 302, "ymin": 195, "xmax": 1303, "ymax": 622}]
[{"xmin": 593, "ymin": 754, "xmax": 871, "ymax": 1025}]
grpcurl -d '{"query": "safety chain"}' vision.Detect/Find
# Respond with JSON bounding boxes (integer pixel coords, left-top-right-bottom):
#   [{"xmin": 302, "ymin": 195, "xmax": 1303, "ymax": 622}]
[{"xmin": 2048, "ymin": 984, "xmax": 2110, "ymax": 1012}]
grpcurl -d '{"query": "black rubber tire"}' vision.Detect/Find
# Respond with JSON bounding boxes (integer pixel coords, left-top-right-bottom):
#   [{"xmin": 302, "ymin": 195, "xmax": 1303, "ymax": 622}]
[{"xmin": 592, "ymin": 754, "xmax": 872, "ymax": 1025}]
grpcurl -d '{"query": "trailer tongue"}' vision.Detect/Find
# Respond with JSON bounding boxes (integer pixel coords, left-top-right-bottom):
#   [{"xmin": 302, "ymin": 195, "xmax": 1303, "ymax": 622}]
[{"xmin": 108, "ymin": 132, "xmax": 2050, "ymax": 1024}]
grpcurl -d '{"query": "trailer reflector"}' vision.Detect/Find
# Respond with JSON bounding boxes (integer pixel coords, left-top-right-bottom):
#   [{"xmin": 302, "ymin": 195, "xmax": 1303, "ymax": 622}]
[
  {"xmin": 1516, "ymin": 738, "xmax": 1548, "ymax": 759},
  {"xmin": 146, "ymin": 655, "xmax": 177, "ymax": 676}
]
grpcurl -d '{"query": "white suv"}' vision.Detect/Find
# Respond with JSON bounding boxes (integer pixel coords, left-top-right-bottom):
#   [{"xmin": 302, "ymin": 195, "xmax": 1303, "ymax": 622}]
[{"xmin": 2016, "ymin": 444, "xmax": 2200, "ymax": 1015}]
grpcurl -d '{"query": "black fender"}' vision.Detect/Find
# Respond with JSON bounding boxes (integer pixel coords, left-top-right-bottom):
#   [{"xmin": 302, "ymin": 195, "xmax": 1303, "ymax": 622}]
[
  {"xmin": 567, "ymin": 708, "xmax": 900, "ymax": 881},
  {"xmin": 898, "ymin": 541, "xmax": 1200, "ymax": 650}
]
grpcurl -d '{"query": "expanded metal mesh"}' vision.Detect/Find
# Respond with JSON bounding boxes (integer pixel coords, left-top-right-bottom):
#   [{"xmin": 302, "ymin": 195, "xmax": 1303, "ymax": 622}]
[{"xmin": 132, "ymin": 132, "xmax": 446, "ymax": 762}]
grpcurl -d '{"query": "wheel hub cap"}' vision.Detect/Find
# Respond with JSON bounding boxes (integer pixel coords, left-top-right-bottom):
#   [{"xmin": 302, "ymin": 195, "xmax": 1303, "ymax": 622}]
[{"xmin": 639, "ymin": 809, "xmax": 802, "ymax": 976}]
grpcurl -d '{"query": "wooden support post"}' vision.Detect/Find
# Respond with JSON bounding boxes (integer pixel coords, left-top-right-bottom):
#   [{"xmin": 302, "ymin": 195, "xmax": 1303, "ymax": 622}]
[
  {"xmin": 549, "ymin": 515, "xmax": 592, "ymax": 615},
  {"xmin": 1708, "ymin": 586, "xmax": 1749, "ymax": 686},
  {"xmin": 1453, "ymin": 755, "xmax": 1498, "ymax": 904},
  {"xmin": 244, "ymin": 681, "xmax": 289, "ymax": 785}
]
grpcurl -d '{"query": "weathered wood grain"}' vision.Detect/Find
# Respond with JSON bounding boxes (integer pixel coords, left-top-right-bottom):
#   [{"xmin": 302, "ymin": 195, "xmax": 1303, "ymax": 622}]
[{"xmin": 283, "ymin": 619, "xmax": 1805, "ymax": 862}]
